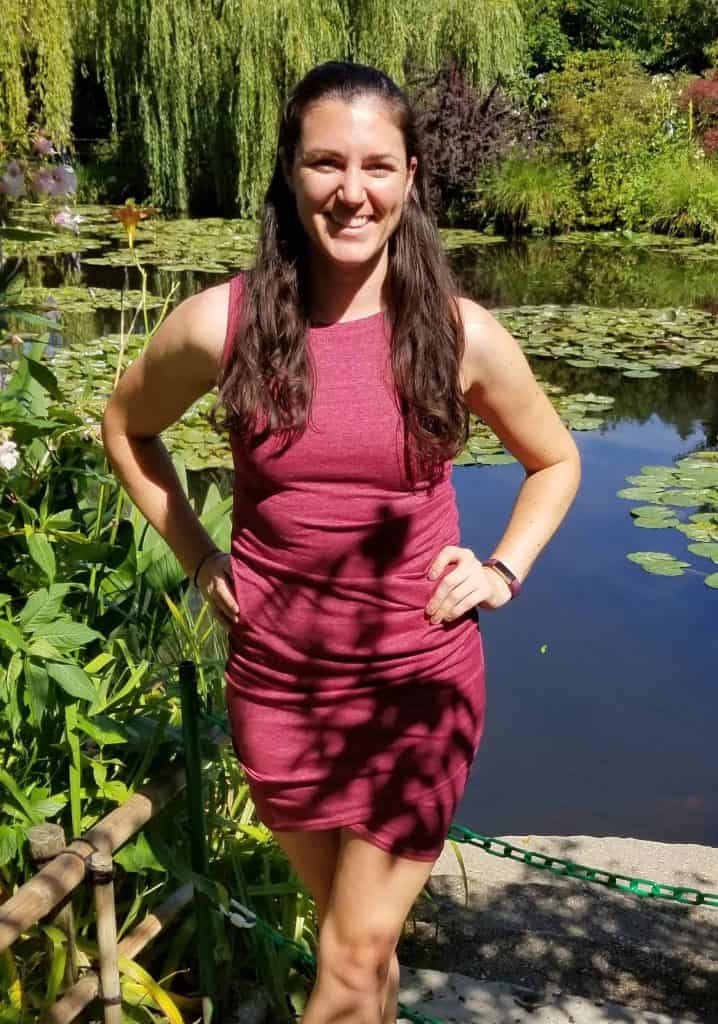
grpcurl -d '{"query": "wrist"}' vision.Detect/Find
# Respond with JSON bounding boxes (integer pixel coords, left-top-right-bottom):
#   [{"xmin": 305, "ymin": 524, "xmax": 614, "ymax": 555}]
[
  {"xmin": 192, "ymin": 546, "xmax": 222, "ymax": 588},
  {"xmin": 481, "ymin": 557, "xmax": 522, "ymax": 600}
]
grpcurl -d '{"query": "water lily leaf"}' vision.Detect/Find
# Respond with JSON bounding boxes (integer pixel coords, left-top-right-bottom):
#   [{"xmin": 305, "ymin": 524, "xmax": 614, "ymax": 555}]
[
  {"xmin": 686, "ymin": 542, "xmax": 718, "ymax": 563},
  {"xmin": 626, "ymin": 552, "xmax": 691, "ymax": 575},
  {"xmin": 705, "ymin": 573, "xmax": 718, "ymax": 588}
]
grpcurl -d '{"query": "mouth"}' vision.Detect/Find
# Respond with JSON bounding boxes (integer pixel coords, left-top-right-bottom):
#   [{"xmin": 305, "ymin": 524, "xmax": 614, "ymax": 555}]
[{"xmin": 324, "ymin": 212, "xmax": 373, "ymax": 232}]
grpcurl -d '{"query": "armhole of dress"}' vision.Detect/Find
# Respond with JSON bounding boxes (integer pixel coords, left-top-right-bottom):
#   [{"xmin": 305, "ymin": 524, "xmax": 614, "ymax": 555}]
[{"xmin": 221, "ymin": 271, "xmax": 245, "ymax": 373}]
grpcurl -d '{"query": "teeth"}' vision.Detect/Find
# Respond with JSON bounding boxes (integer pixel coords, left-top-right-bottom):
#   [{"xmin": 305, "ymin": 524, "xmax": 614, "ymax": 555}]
[{"xmin": 329, "ymin": 214, "xmax": 369, "ymax": 227}]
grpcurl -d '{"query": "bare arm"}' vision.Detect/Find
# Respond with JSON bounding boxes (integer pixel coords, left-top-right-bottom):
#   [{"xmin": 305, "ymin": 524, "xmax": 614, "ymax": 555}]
[
  {"xmin": 100, "ymin": 281, "xmax": 232, "ymax": 584},
  {"xmin": 460, "ymin": 297, "xmax": 582, "ymax": 585}
]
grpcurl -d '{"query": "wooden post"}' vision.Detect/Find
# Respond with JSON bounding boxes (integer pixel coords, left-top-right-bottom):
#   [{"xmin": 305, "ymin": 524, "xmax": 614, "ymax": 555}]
[
  {"xmin": 28, "ymin": 825, "xmax": 78, "ymax": 989},
  {"xmin": 87, "ymin": 851, "xmax": 121, "ymax": 1024},
  {"xmin": 40, "ymin": 884, "xmax": 193, "ymax": 1024},
  {"xmin": 0, "ymin": 726, "xmax": 227, "ymax": 954}
]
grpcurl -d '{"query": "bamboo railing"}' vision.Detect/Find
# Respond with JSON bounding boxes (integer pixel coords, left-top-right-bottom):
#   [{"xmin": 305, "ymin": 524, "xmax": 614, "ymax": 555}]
[{"xmin": 0, "ymin": 687, "xmax": 228, "ymax": 1023}]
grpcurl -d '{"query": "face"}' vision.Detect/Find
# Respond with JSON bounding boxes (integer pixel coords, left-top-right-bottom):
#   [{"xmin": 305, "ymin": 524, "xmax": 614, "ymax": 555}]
[{"xmin": 283, "ymin": 96, "xmax": 417, "ymax": 267}]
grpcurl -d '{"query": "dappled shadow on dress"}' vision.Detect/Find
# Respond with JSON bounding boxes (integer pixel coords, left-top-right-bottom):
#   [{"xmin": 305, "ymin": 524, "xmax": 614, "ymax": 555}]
[{"xmin": 224, "ymin": 497, "xmax": 485, "ymax": 861}]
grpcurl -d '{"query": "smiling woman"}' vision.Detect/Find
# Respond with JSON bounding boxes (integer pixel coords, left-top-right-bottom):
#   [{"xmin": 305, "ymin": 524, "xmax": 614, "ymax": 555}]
[{"xmin": 102, "ymin": 59, "xmax": 580, "ymax": 1024}]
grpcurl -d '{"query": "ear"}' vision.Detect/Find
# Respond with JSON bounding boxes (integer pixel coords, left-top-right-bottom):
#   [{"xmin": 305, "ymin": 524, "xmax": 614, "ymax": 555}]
[{"xmin": 405, "ymin": 156, "xmax": 418, "ymax": 202}]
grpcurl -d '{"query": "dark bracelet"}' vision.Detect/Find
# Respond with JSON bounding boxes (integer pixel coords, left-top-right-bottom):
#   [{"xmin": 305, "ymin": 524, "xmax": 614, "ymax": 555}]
[{"xmin": 193, "ymin": 547, "xmax": 222, "ymax": 588}]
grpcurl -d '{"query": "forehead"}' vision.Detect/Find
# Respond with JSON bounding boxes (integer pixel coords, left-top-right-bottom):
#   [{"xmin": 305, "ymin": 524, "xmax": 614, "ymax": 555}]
[{"xmin": 299, "ymin": 96, "xmax": 405, "ymax": 156}]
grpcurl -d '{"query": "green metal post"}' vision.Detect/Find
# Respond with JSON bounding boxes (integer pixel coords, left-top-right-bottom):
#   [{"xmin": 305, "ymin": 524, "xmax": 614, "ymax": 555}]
[{"xmin": 179, "ymin": 659, "xmax": 216, "ymax": 1023}]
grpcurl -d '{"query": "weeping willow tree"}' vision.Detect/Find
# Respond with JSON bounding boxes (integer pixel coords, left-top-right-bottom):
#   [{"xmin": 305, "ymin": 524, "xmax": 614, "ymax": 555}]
[
  {"xmin": 0, "ymin": 0, "xmax": 74, "ymax": 146},
  {"xmin": 6, "ymin": 0, "xmax": 523, "ymax": 214}
]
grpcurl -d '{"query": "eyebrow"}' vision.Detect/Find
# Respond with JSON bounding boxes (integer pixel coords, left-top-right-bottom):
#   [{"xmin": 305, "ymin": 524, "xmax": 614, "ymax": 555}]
[{"xmin": 302, "ymin": 149, "xmax": 400, "ymax": 163}]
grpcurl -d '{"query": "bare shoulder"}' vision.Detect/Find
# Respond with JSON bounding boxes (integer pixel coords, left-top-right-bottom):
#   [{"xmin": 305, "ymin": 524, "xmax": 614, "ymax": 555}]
[
  {"xmin": 178, "ymin": 280, "xmax": 231, "ymax": 370},
  {"xmin": 454, "ymin": 295, "xmax": 516, "ymax": 394}
]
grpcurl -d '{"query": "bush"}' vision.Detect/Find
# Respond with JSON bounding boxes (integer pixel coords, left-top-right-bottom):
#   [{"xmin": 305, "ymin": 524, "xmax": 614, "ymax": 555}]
[
  {"xmin": 475, "ymin": 149, "xmax": 582, "ymax": 233},
  {"xmin": 538, "ymin": 49, "xmax": 686, "ymax": 226},
  {"xmin": 408, "ymin": 61, "xmax": 533, "ymax": 227},
  {"xmin": 638, "ymin": 147, "xmax": 718, "ymax": 240}
]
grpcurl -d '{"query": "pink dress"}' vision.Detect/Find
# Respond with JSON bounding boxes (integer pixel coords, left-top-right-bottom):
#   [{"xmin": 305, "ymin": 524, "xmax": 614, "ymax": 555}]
[{"xmin": 222, "ymin": 271, "xmax": 486, "ymax": 861}]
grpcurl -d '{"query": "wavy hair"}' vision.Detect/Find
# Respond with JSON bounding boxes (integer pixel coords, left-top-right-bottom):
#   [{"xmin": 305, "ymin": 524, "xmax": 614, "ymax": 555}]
[{"xmin": 211, "ymin": 60, "xmax": 470, "ymax": 489}]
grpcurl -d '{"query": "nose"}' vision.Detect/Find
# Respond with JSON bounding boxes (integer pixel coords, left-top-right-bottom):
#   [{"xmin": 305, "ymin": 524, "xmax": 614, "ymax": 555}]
[{"xmin": 337, "ymin": 166, "xmax": 366, "ymax": 206}]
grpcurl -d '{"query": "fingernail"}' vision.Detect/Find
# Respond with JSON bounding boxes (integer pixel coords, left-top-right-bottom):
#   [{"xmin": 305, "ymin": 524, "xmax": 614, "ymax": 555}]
[{"xmin": 428, "ymin": 571, "xmax": 437, "ymax": 579}]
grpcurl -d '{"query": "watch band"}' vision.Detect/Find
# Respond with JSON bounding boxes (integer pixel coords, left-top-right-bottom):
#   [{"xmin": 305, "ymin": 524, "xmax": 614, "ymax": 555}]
[{"xmin": 482, "ymin": 557, "xmax": 522, "ymax": 600}]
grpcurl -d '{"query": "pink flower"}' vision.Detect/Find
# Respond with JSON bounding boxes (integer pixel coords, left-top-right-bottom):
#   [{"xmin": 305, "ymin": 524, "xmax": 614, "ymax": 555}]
[
  {"xmin": 32, "ymin": 168, "xmax": 55, "ymax": 195},
  {"xmin": 50, "ymin": 165, "xmax": 77, "ymax": 197},
  {"xmin": 32, "ymin": 135, "xmax": 56, "ymax": 157},
  {"xmin": 51, "ymin": 206, "xmax": 83, "ymax": 235},
  {"xmin": 0, "ymin": 161, "xmax": 26, "ymax": 198}
]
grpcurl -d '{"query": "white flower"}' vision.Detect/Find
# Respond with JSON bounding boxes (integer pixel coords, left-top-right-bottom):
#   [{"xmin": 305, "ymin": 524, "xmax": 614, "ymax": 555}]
[{"xmin": 0, "ymin": 440, "xmax": 19, "ymax": 471}]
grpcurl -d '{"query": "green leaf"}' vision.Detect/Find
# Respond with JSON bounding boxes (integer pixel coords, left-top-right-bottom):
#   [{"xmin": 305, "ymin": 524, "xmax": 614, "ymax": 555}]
[
  {"xmin": 115, "ymin": 832, "xmax": 166, "ymax": 875},
  {"xmin": 25, "ymin": 357, "xmax": 62, "ymax": 401},
  {"xmin": 626, "ymin": 552, "xmax": 691, "ymax": 576},
  {"xmin": 17, "ymin": 584, "xmax": 72, "ymax": 629},
  {"xmin": 32, "ymin": 620, "xmax": 102, "ymax": 651},
  {"xmin": 0, "ymin": 768, "xmax": 43, "ymax": 825},
  {"xmin": 47, "ymin": 663, "xmax": 98, "ymax": 702},
  {"xmin": 0, "ymin": 620, "xmax": 24, "ymax": 652},
  {"xmin": 0, "ymin": 825, "xmax": 18, "ymax": 866},
  {"xmin": 76, "ymin": 713, "xmax": 129, "ymax": 747},
  {"xmin": 705, "ymin": 573, "xmax": 718, "ymax": 589},
  {"xmin": 24, "ymin": 661, "xmax": 49, "ymax": 727},
  {"xmin": 26, "ymin": 532, "xmax": 56, "ymax": 583}
]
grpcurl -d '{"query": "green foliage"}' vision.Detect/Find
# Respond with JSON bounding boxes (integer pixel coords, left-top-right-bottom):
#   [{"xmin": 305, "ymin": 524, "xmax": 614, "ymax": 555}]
[
  {"xmin": 476, "ymin": 149, "xmax": 582, "ymax": 233},
  {"xmin": 66, "ymin": 0, "xmax": 525, "ymax": 215},
  {"xmin": 638, "ymin": 147, "xmax": 718, "ymax": 240},
  {"xmin": 537, "ymin": 50, "xmax": 688, "ymax": 228},
  {"xmin": 0, "ymin": 0, "xmax": 74, "ymax": 147},
  {"xmin": 517, "ymin": 0, "xmax": 718, "ymax": 74}
]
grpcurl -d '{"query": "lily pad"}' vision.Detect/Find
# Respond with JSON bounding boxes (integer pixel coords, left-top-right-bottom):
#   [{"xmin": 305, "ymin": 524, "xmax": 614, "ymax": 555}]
[{"xmin": 626, "ymin": 552, "xmax": 691, "ymax": 575}]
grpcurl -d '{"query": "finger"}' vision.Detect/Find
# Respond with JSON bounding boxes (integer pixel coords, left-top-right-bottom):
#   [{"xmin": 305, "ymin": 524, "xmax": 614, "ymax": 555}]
[
  {"xmin": 215, "ymin": 574, "xmax": 241, "ymax": 617},
  {"xmin": 210, "ymin": 604, "xmax": 236, "ymax": 631},
  {"xmin": 428, "ymin": 581, "xmax": 483, "ymax": 623},
  {"xmin": 426, "ymin": 545, "xmax": 464, "ymax": 579},
  {"xmin": 426, "ymin": 564, "xmax": 477, "ymax": 617}
]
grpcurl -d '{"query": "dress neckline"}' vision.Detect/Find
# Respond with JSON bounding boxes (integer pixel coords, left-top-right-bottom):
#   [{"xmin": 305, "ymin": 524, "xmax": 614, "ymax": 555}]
[{"xmin": 309, "ymin": 310, "xmax": 385, "ymax": 332}]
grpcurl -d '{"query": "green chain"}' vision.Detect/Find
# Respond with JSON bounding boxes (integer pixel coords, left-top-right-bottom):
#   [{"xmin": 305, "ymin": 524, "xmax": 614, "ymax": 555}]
[{"xmin": 446, "ymin": 824, "xmax": 718, "ymax": 907}]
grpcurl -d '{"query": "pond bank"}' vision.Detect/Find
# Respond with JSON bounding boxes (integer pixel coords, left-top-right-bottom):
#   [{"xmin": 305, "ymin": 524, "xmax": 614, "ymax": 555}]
[{"xmin": 396, "ymin": 834, "xmax": 718, "ymax": 1022}]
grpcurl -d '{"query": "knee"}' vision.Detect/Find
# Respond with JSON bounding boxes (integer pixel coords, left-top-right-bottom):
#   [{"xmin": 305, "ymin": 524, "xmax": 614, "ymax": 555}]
[{"xmin": 318, "ymin": 914, "xmax": 397, "ymax": 994}]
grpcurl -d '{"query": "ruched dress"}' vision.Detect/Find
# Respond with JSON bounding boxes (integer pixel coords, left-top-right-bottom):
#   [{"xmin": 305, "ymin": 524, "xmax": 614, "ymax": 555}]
[{"xmin": 222, "ymin": 271, "xmax": 486, "ymax": 861}]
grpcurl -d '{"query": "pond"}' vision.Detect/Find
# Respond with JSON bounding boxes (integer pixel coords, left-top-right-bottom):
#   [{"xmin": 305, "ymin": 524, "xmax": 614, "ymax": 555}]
[
  {"xmin": 5, "ymin": 216, "xmax": 717, "ymax": 845},
  {"xmin": 451, "ymin": 238, "xmax": 718, "ymax": 847}
]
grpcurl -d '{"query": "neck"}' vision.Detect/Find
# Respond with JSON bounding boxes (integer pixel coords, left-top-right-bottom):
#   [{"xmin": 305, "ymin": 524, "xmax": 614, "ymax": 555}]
[{"xmin": 306, "ymin": 243, "xmax": 389, "ymax": 324}]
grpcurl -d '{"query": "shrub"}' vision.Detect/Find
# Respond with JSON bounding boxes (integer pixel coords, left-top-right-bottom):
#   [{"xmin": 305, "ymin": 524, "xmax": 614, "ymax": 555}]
[
  {"xmin": 408, "ymin": 61, "xmax": 533, "ymax": 226},
  {"xmin": 679, "ymin": 68, "xmax": 718, "ymax": 157},
  {"xmin": 638, "ymin": 147, "xmax": 718, "ymax": 240},
  {"xmin": 538, "ymin": 49, "xmax": 686, "ymax": 227},
  {"xmin": 475, "ymin": 149, "xmax": 582, "ymax": 233}
]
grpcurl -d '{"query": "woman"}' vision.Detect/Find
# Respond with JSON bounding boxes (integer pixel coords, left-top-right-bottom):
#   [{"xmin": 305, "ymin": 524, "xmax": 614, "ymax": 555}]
[{"xmin": 102, "ymin": 61, "xmax": 580, "ymax": 1024}]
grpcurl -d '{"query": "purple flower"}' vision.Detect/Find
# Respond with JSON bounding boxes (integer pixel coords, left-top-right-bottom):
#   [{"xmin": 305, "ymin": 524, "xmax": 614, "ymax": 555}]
[
  {"xmin": 50, "ymin": 165, "xmax": 77, "ymax": 197},
  {"xmin": 0, "ymin": 161, "xmax": 26, "ymax": 198},
  {"xmin": 32, "ymin": 168, "xmax": 55, "ymax": 195},
  {"xmin": 32, "ymin": 135, "xmax": 56, "ymax": 157}
]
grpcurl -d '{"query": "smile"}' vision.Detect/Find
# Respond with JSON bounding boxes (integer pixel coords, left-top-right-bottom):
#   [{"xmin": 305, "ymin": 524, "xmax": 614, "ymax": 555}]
[{"xmin": 325, "ymin": 213, "xmax": 372, "ymax": 230}]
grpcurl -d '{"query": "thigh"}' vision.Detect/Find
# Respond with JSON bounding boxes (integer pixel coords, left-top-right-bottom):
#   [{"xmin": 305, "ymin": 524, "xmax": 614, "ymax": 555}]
[
  {"xmin": 323, "ymin": 827, "xmax": 436, "ymax": 956},
  {"xmin": 272, "ymin": 827, "xmax": 342, "ymax": 925}
]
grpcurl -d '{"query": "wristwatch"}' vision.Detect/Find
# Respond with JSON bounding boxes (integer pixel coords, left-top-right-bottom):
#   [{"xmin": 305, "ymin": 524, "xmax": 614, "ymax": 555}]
[{"xmin": 481, "ymin": 557, "xmax": 522, "ymax": 600}]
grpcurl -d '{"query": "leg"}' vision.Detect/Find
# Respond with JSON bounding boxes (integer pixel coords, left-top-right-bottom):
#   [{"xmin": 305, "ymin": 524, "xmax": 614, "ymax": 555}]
[
  {"xmin": 302, "ymin": 827, "xmax": 437, "ymax": 1024},
  {"xmin": 272, "ymin": 827, "xmax": 342, "ymax": 930}
]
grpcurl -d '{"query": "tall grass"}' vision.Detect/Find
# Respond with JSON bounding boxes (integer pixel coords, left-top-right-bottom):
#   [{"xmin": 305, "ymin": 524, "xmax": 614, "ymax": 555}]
[
  {"xmin": 476, "ymin": 151, "xmax": 582, "ymax": 234},
  {"xmin": 640, "ymin": 149, "xmax": 718, "ymax": 241}
]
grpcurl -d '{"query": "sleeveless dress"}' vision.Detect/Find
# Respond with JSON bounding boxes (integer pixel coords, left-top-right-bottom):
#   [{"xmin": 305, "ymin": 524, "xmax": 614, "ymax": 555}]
[{"xmin": 222, "ymin": 271, "xmax": 486, "ymax": 862}]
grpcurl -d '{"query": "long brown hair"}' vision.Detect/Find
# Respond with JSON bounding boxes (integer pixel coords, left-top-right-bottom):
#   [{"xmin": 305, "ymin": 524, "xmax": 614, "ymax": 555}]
[{"xmin": 211, "ymin": 60, "xmax": 469, "ymax": 489}]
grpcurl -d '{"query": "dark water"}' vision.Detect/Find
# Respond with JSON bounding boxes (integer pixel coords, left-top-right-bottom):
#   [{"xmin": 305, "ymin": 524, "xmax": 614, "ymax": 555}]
[{"xmin": 449, "ymin": 241, "xmax": 718, "ymax": 845}]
